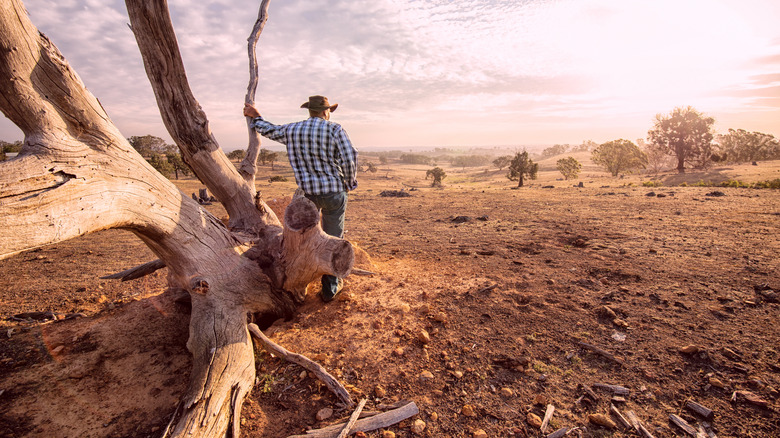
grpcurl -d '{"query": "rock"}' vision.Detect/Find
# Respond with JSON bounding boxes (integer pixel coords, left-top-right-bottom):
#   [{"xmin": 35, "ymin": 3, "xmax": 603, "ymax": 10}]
[
  {"xmin": 462, "ymin": 405, "xmax": 477, "ymax": 417},
  {"xmin": 526, "ymin": 412, "xmax": 543, "ymax": 428},
  {"xmin": 451, "ymin": 216, "xmax": 472, "ymax": 223},
  {"xmin": 399, "ymin": 303, "xmax": 411, "ymax": 313},
  {"xmin": 381, "ymin": 431, "xmax": 396, "ymax": 438},
  {"xmin": 451, "ymin": 370, "xmax": 464, "ymax": 379},
  {"xmin": 411, "ymin": 419, "xmax": 426, "ymax": 434},
  {"xmin": 679, "ymin": 345, "xmax": 701, "ymax": 355},
  {"xmin": 429, "ymin": 411, "xmax": 438, "ymax": 421},
  {"xmin": 500, "ymin": 387, "xmax": 514, "ymax": 397},
  {"xmin": 375, "ymin": 384, "xmax": 387, "ymax": 398},
  {"xmin": 473, "ymin": 429, "xmax": 488, "ymax": 438},
  {"xmin": 588, "ymin": 413, "xmax": 617, "ymax": 429},
  {"xmin": 418, "ymin": 330, "xmax": 431, "ymax": 344},
  {"xmin": 316, "ymin": 407, "xmax": 333, "ymax": 421},
  {"xmin": 599, "ymin": 306, "xmax": 617, "ymax": 319},
  {"xmin": 393, "ymin": 347, "xmax": 405, "ymax": 357},
  {"xmin": 433, "ymin": 312, "xmax": 448, "ymax": 323},
  {"xmin": 533, "ymin": 394, "xmax": 548, "ymax": 405},
  {"xmin": 612, "ymin": 318, "xmax": 629, "ymax": 328},
  {"xmin": 419, "ymin": 370, "xmax": 434, "ymax": 382},
  {"xmin": 705, "ymin": 191, "xmax": 726, "ymax": 197}
]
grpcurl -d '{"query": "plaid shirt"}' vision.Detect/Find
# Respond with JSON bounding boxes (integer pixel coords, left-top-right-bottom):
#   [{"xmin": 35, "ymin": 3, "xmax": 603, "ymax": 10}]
[{"xmin": 251, "ymin": 116, "xmax": 358, "ymax": 195}]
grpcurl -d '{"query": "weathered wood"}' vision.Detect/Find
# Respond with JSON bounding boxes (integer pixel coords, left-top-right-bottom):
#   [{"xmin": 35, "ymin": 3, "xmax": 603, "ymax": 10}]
[
  {"xmin": 239, "ymin": 0, "xmax": 271, "ymax": 181},
  {"xmin": 125, "ymin": 0, "xmax": 279, "ymax": 232},
  {"xmin": 546, "ymin": 427, "xmax": 569, "ymax": 438},
  {"xmin": 1, "ymin": 2, "xmax": 357, "ymax": 438},
  {"xmin": 248, "ymin": 323, "xmax": 353, "ymax": 407},
  {"xmin": 101, "ymin": 259, "xmax": 166, "ymax": 281},
  {"xmin": 685, "ymin": 400, "xmax": 714, "ymax": 419},
  {"xmin": 286, "ymin": 401, "xmax": 419, "ymax": 438},
  {"xmin": 577, "ymin": 342, "xmax": 624, "ymax": 365},
  {"xmin": 625, "ymin": 410, "xmax": 657, "ymax": 438},
  {"xmin": 540, "ymin": 404, "xmax": 555, "ymax": 433},
  {"xmin": 669, "ymin": 414, "xmax": 702, "ymax": 437},
  {"xmin": 336, "ymin": 398, "xmax": 367, "ymax": 438},
  {"xmin": 593, "ymin": 383, "xmax": 630, "ymax": 395},
  {"xmin": 609, "ymin": 403, "xmax": 631, "ymax": 429}
]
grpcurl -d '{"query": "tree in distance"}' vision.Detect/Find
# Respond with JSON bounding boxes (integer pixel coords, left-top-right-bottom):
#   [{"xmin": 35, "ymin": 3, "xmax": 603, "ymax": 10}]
[
  {"xmin": 492, "ymin": 155, "xmax": 511, "ymax": 171},
  {"xmin": 556, "ymin": 156, "xmax": 582, "ymax": 180},
  {"xmin": 166, "ymin": 152, "xmax": 191, "ymax": 180},
  {"xmin": 715, "ymin": 129, "xmax": 780, "ymax": 163},
  {"xmin": 648, "ymin": 106, "xmax": 715, "ymax": 173},
  {"xmin": 591, "ymin": 139, "xmax": 647, "ymax": 177},
  {"xmin": 227, "ymin": 149, "xmax": 246, "ymax": 160},
  {"xmin": 366, "ymin": 162, "xmax": 378, "ymax": 173},
  {"xmin": 541, "ymin": 144, "xmax": 569, "ymax": 159},
  {"xmin": 378, "ymin": 154, "xmax": 388, "ymax": 165},
  {"xmin": 426, "ymin": 166, "xmax": 446, "ymax": 187},
  {"xmin": 507, "ymin": 150, "xmax": 538, "ymax": 187},
  {"xmin": 128, "ymin": 135, "xmax": 173, "ymax": 158},
  {"xmin": 146, "ymin": 153, "xmax": 174, "ymax": 177}
]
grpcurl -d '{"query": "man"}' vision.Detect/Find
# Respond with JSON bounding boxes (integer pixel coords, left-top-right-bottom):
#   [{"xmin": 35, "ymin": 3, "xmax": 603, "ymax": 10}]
[{"xmin": 243, "ymin": 95, "xmax": 358, "ymax": 302}]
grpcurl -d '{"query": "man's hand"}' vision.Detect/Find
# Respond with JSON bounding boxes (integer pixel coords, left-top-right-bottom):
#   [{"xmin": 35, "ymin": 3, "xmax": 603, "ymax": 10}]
[{"xmin": 243, "ymin": 103, "xmax": 261, "ymax": 118}]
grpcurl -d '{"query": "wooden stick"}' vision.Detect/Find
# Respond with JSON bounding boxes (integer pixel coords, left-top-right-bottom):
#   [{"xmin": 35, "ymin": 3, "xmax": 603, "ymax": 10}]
[
  {"xmin": 685, "ymin": 400, "xmax": 714, "ymax": 420},
  {"xmin": 593, "ymin": 383, "xmax": 630, "ymax": 395},
  {"xmin": 100, "ymin": 259, "xmax": 166, "ymax": 281},
  {"xmin": 610, "ymin": 404, "xmax": 631, "ymax": 429},
  {"xmin": 286, "ymin": 401, "xmax": 419, "ymax": 438},
  {"xmin": 336, "ymin": 398, "xmax": 367, "ymax": 438},
  {"xmin": 546, "ymin": 427, "xmax": 568, "ymax": 438},
  {"xmin": 625, "ymin": 410, "xmax": 656, "ymax": 438},
  {"xmin": 540, "ymin": 404, "xmax": 555, "ymax": 433},
  {"xmin": 350, "ymin": 268, "xmax": 376, "ymax": 276},
  {"xmin": 669, "ymin": 414, "xmax": 698, "ymax": 437},
  {"xmin": 248, "ymin": 323, "xmax": 354, "ymax": 407},
  {"xmin": 576, "ymin": 342, "xmax": 624, "ymax": 365}
]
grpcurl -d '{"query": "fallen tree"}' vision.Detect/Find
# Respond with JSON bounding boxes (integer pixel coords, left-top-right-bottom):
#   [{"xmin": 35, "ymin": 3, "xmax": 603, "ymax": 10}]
[{"xmin": 0, "ymin": 1, "xmax": 354, "ymax": 436}]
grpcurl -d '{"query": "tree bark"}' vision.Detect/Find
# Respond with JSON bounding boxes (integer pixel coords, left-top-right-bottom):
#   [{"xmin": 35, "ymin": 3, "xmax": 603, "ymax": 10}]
[{"xmin": 1, "ymin": 1, "xmax": 354, "ymax": 437}]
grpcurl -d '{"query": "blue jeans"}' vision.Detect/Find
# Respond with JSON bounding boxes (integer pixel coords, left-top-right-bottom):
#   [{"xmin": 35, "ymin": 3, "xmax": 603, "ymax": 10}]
[{"xmin": 304, "ymin": 191, "xmax": 347, "ymax": 298}]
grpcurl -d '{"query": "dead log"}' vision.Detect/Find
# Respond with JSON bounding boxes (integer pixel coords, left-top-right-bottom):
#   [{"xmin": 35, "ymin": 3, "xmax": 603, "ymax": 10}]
[
  {"xmin": 286, "ymin": 401, "xmax": 419, "ymax": 438},
  {"xmin": 0, "ymin": 2, "xmax": 355, "ymax": 438},
  {"xmin": 669, "ymin": 414, "xmax": 703, "ymax": 437},
  {"xmin": 592, "ymin": 383, "xmax": 630, "ymax": 395}
]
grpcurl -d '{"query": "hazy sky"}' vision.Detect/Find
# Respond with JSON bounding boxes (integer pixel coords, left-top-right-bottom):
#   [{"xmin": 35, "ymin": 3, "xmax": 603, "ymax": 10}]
[{"xmin": 2, "ymin": 0, "xmax": 779, "ymax": 150}]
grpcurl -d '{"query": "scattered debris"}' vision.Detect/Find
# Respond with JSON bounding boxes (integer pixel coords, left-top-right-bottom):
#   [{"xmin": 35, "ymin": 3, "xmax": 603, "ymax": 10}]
[
  {"xmin": 685, "ymin": 400, "xmax": 714, "ymax": 420},
  {"xmin": 379, "ymin": 190, "xmax": 411, "ymax": 198}
]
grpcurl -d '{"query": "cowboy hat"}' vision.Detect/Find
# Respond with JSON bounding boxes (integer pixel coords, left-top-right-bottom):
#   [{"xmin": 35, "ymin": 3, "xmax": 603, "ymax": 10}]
[{"xmin": 300, "ymin": 95, "xmax": 338, "ymax": 112}]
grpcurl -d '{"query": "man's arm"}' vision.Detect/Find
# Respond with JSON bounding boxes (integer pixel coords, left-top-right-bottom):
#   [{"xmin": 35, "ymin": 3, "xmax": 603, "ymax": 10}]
[
  {"xmin": 334, "ymin": 126, "xmax": 358, "ymax": 191},
  {"xmin": 243, "ymin": 103, "xmax": 286, "ymax": 143}
]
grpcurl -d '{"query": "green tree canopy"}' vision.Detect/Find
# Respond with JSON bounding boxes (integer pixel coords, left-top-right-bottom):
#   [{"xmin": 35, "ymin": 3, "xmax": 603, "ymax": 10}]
[
  {"xmin": 128, "ymin": 135, "xmax": 173, "ymax": 158},
  {"xmin": 166, "ymin": 152, "xmax": 191, "ymax": 180},
  {"xmin": 716, "ymin": 129, "xmax": 780, "ymax": 163},
  {"xmin": 226, "ymin": 149, "xmax": 246, "ymax": 160},
  {"xmin": 492, "ymin": 155, "xmax": 511, "ymax": 171},
  {"xmin": 647, "ymin": 106, "xmax": 715, "ymax": 173},
  {"xmin": 541, "ymin": 144, "xmax": 569, "ymax": 158},
  {"xmin": 591, "ymin": 139, "xmax": 647, "ymax": 177},
  {"xmin": 147, "ymin": 153, "xmax": 174, "ymax": 177},
  {"xmin": 556, "ymin": 156, "xmax": 582, "ymax": 180},
  {"xmin": 426, "ymin": 167, "xmax": 446, "ymax": 187},
  {"xmin": 507, "ymin": 151, "xmax": 538, "ymax": 187}
]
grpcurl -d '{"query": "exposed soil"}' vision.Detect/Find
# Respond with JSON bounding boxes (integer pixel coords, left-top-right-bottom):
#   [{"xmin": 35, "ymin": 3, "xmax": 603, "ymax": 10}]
[{"xmin": 1, "ymin": 161, "xmax": 779, "ymax": 438}]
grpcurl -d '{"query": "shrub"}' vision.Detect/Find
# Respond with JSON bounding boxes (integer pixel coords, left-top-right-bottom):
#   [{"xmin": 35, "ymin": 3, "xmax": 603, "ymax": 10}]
[
  {"xmin": 269, "ymin": 175, "xmax": 287, "ymax": 182},
  {"xmin": 642, "ymin": 181, "xmax": 662, "ymax": 187}
]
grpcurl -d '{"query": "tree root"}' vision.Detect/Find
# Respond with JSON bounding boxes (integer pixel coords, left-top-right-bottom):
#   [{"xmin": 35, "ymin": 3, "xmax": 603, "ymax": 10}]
[{"xmin": 247, "ymin": 323, "xmax": 354, "ymax": 407}]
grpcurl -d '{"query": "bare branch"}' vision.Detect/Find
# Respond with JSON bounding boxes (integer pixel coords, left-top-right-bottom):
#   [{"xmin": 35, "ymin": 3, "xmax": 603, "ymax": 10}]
[{"xmin": 240, "ymin": 0, "xmax": 272, "ymax": 181}]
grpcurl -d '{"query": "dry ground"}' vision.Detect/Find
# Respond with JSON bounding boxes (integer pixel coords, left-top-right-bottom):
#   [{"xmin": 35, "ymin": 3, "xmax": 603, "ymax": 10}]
[{"xmin": 1, "ymin": 159, "xmax": 779, "ymax": 437}]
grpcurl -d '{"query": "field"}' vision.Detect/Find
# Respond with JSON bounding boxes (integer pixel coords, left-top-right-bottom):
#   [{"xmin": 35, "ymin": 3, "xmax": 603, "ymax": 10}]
[{"xmin": 1, "ymin": 156, "xmax": 779, "ymax": 437}]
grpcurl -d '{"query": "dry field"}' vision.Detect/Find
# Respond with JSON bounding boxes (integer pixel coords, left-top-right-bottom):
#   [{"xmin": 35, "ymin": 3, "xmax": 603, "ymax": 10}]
[{"xmin": 1, "ymin": 158, "xmax": 779, "ymax": 437}]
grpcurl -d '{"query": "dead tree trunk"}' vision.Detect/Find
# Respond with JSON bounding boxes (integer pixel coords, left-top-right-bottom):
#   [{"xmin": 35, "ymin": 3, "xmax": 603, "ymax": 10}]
[{"xmin": 0, "ymin": 1, "xmax": 353, "ymax": 437}]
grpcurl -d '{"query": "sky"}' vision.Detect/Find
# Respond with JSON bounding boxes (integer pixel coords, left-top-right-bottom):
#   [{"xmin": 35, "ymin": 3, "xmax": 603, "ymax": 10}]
[{"xmin": 2, "ymin": 0, "xmax": 779, "ymax": 151}]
